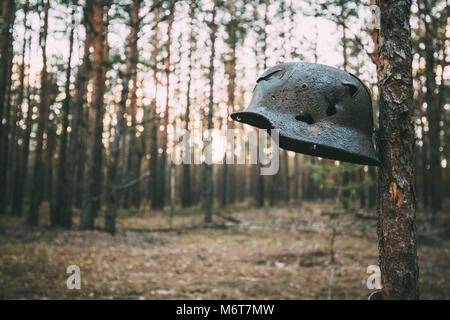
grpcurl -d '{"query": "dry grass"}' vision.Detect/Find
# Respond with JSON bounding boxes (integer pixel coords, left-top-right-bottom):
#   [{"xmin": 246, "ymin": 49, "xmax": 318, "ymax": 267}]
[{"xmin": 0, "ymin": 201, "xmax": 449, "ymax": 300}]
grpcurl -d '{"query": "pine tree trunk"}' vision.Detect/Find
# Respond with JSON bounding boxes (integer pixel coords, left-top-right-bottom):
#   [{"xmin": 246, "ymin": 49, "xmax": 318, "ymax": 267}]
[
  {"xmin": 8, "ymin": 0, "xmax": 28, "ymax": 215},
  {"xmin": 293, "ymin": 154, "xmax": 299, "ymax": 199},
  {"xmin": 65, "ymin": 4, "xmax": 93, "ymax": 226},
  {"xmin": 91, "ymin": 9, "xmax": 110, "ymax": 215},
  {"xmin": 0, "ymin": 0, "xmax": 15, "ymax": 215},
  {"xmin": 376, "ymin": 0, "xmax": 419, "ymax": 299},
  {"xmin": 359, "ymin": 169, "xmax": 366, "ymax": 208},
  {"xmin": 181, "ymin": 2, "xmax": 195, "ymax": 208},
  {"xmin": 154, "ymin": 1, "xmax": 175, "ymax": 210},
  {"xmin": 12, "ymin": 65, "xmax": 34, "ymax": 217},
  {"xmin": 27, "ymin": 0, "xmax": 49, "ymax": 225},
  {"xmin": 54, "ymin": 1, "xmax": 76, "ymax": 227},
  {"xmin": 80, "ymin": 0, "xmax": 106, "ymax": 230},
  {"xmin": 417, "ymin": 79, "xmax": 430, "ymax": 208},
  {"xmin": 423, "ymin": 0, "xmax": 442, "ymax": 217},
  {"xmin": 368, "ymin": 165, "xmax": 376, "ymax": 208},
  {"xmin": 204, "ymin": 0, "xmax": 217, "ymax": 223},
  {"xmin": 123, "ymin": 0, "xmax": 141, "ymax": 209},
  {"xmin": 149, "ymin": 7, "xmax": 160, "ymax": 208},
  {"xmin": 283, "ymin": 150, "xmax": 290, "ymax": 201},
  {"xmin": 119, "ymin": 0, "xmax": 141, "ymax": 210},
  {"xmin": 104, "ymin": 61, "xmax": 128, "ymax": 235},
  {"xmin": 47, "ymin": 120, "xmax": 56, "ymax": 223},
  {"xmin": 221, "ymin": 0, "xmax": 237, "ymax": 208}
]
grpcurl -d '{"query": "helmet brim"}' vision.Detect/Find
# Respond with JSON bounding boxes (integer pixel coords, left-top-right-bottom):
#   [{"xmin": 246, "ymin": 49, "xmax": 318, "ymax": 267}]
[{"xmin": 231, "ymin": 107, "xmax": 380, "ymax": 166}]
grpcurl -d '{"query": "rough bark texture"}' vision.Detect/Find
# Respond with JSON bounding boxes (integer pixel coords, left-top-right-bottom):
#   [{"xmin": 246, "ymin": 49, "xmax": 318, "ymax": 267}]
[{"xmin": 376, "ymin": 0, "xmax": 419, "ymax": 299}]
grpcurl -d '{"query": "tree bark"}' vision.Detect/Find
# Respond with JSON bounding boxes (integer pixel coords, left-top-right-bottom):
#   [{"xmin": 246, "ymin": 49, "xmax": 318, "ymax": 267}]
[
  {"xmin": 376, "ymin": 0, "xmax": 419, "ymax": 299},
  {"xmin": 149, "ymin": 7, "xmax": 160, "ymax": 208},
  {"xmin": 154, "ymin": 1, "xmax": 176, "ymax": 210},
  {"xmin": 27, "ymin": 0, "xmax": 49, "ymax": 225},
  {"xmin": 54, "ymin": 1, "xmax": 76, "ymax": 227},
  {"xmin": 423, "ymin": 0, "xmax": 442, "ymax": 217},
  {"xmin": 0, "ymin": 0, "xmax": 16, "ymax": 215},
  {"xmin": 63, "ymin": 3, "xmax": 93, "ymax": 228},
  {"xmin": 11, "ymin": 43, "xmax": 34, "ymax": 217},
  {"xmin": 181, "ymin": 1, "xmax": 195, "ymax": 208},
  {"xmin": 204, "ymin": 0, "xmax": 217, "ymax": 223},
  {"xmin": 8, "ymin": 0, "xmax": 28, "ymax": 215},
  {"xmin": 123, "ymin": 0, "xmax": 141, "ymax": 209},
  {"xmin": 80, "ymin": 0, "xmax": 106, "ymax": 230},
  {"xmin": 104, "ymin": 59, "xmax": 128, "ymax": 234},
  {"xmin": 368, "ymin": 165, "xmax": 377, "ymax": 208},
  {"xmin": 221, "ymin": 0, "xmax": 238, "ymax": 208}
]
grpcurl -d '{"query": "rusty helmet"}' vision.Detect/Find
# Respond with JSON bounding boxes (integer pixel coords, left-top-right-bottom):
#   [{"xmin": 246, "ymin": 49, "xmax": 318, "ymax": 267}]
[{"xmin": 231, "ymin": 62, "xmax": 380, "ymax": 166}]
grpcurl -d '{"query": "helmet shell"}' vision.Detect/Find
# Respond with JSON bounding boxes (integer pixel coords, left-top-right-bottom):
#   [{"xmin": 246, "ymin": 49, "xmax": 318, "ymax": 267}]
[{"xmin": 231, "ymin": 62, "xmax": 380, "ymax": 166}]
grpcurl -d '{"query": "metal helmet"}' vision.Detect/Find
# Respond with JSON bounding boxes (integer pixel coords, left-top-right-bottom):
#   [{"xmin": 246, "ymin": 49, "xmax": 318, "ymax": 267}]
[{"xmin": 231, "ymin": 62, "xmax": 380, "ymax": 166}]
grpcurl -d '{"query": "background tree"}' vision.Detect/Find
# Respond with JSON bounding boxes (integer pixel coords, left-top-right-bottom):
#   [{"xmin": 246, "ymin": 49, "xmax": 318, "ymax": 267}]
[
  {"xmin": 204, "ymin": 0, "xmax": 218, "ymax": 223},
  {"xmin": 27, "ymin": 0, "xmax": 49, "ymax": 226},
  {"xmin": 80, "ymin": 0, "xmax": 107, "ymax": 230}
]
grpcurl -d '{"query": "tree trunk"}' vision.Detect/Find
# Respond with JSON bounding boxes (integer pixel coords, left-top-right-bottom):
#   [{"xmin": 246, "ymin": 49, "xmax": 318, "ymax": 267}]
[
  {"xmin": 0, "ymin": 0, "xmax": 15, "ymax": 215},
  {"xmin": 154, "ymin": 1, "xmax": 175, "ymax": 210},
  {"xmin": 417, "ymin": 79, "xmax": 430, "ymax": 208},
  {"xmin": 221, "ymin": 0, "xmax": 238, "ymax": 208},
  {"xmin": 27, "ymin": 0, "xmax": 49, "ymax": 225},
  {"xmin": 8, "ymin": 0, "xmax": 28, "ymax": 215},
  {"xmin": 423, "ymin": 0, "xmax": 442, "ymax": 217},
  {"xmin": 54, "ymin": 1, "xmax": 76, "ymax": 227},
  {"xmin": 11, "ymin": 55, "xmax": 34, "ymax": 217},
  {"xmin": 359, "ymin": 169, "xmax": 366, "ymax": 208},
  {"xmin": 182, "ymin": 2, "xmax": 195, "ymax": 208},
  {"xmin": 64, "ymin": 3, "xmax": 93, "ymax": 227},
  {"xmin": 149, "ymin": 7, "xmax": 160, "ymax": 208},
  {"xmin": 46, "ymin": 120, "xmax": 57, "ymax": 223},
  {"xmin": 123, "ymin": 0, "xmax": 141, "ymax": 210},
  {"xmin": 376, "ymin": 0, "xmax": 419, "ymax": 299},
  {"xmin": 368, "ymin": 165, "xmax": 376, "ymax": 208},
  {"xmin": 91, "ymin": 8, "xmax": 110, "ymax": 215},
  {"xmin": 293, "ymin": 154, "xmax": 299, "ymax": 199},
  {"xmin": 283, "ymin": 150, "xmax": 290, "ymax": 201},
  {"xmin": 204, "ymin": 0, "xmax": 217, "ymax": 223},
  {"xmin": 119, "ymin": 0, "xmax": 141, "ymax": 210},
  {"xmin": 80, "ymin": 0, "xmax": 106, "ymax": 230},
  {"xmin": 104, "ymin": 65, "xmax": 128, "ymax": 234}
]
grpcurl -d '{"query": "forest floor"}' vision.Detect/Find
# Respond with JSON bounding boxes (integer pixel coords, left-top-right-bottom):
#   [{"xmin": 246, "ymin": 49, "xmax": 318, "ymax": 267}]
[{"xmin": 0, "ymin": 200, "xmax": 449, "ymax": 300}]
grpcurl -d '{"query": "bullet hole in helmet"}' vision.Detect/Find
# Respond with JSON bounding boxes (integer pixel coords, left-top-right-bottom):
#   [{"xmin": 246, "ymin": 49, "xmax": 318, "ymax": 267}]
[
  {"xmin": 295, "ymin": 114, "xmax": 314, "ymax": 125},
  {"xmin": 301, "ymin": 83, "xmax": 307, "ymax": 89},
  {"xmin": 326, "ymin": 103, "xmax": 337, "ymax": 116},
  {"xmin": 271, "ymin": 95, "xmax": 276, "ymax": 100}
]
